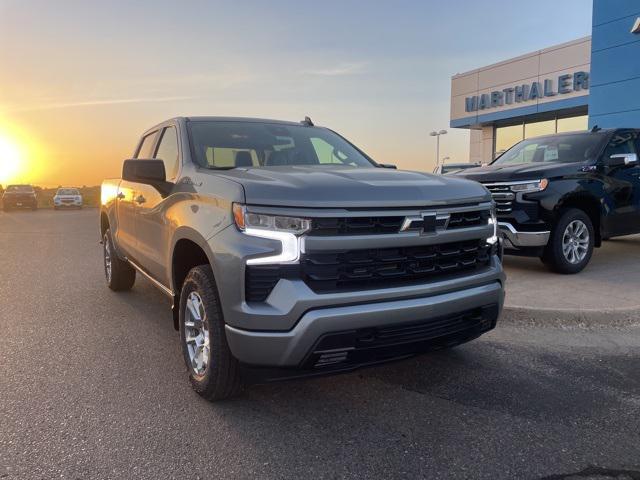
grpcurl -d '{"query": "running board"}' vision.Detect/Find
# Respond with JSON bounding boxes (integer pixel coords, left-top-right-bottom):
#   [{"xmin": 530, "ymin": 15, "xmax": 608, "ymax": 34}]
[{"xmin": 127, "ymin": 259, "xmax": 174, "ymax": 298}]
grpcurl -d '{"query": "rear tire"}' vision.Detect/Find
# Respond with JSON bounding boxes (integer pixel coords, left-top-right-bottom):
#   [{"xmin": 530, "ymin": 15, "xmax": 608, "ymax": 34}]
[
  {"xmin": 179, "ymin": 265, "xmax": 243, "ymax": 401},
  {"xmin": 542, "ymin": 208, "xmax": 594, "ymax": 274},
  {"xmin": 103, "ymin": 229, "xmax": 136, "ymax": 291}
]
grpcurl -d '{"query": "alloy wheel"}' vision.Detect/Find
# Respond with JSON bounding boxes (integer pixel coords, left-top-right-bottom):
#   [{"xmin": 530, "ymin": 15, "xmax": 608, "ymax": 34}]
[
  {"xmin": 562, "ymin": 220, "xmax": 589, "ymax": 264},
  {"xmin": 104, "ymin": 236, "xmax": 112, "ymax": 283},
  {"xmin": 184, "ymin": 291, "xmax": 210, "ymax": 377}
]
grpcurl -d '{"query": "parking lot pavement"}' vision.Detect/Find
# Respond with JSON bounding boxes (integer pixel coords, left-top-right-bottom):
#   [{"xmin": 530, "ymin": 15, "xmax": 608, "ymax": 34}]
[
  {"xmin": 503, "ymin": 235, "xmax": 640, "ymax": 325},
  {"xmin": 1, "ymin": 209, "xmax": 639, "ymax": 480}
]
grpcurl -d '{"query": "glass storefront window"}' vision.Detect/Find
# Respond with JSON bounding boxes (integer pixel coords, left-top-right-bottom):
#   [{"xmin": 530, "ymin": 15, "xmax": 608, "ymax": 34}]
[
  {"xmin": 495, "ymin": 124, "xmax": 523, "ymax": 157},
  {"xmin": 524, "ymin": 119, "xmax": 556, "ymax": 139},
  {"xmin": 557, "ymin": 115, "xmax": 588, "ymax": 133},
  {"xmin": 494, "ymin": 114, "xmax": 589, "ymax": 158}
]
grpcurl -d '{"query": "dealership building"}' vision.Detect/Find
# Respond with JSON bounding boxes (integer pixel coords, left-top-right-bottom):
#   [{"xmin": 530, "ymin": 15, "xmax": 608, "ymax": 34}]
[{"xmin": 450, "ymin": 1, "xmax": 640, "ymax": 163}]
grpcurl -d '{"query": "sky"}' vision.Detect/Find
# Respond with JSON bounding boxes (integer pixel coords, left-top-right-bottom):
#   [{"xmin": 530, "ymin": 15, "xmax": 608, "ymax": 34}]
[{"xmin": 0, "ymin": 0, "xmax": 593, "ymax": 187}]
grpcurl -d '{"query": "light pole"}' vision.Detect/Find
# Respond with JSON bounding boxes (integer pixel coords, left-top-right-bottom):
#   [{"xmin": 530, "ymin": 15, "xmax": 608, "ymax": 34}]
[{"xmin": 429, "ymin": 129, "xmax": 447, "ymax": 168}]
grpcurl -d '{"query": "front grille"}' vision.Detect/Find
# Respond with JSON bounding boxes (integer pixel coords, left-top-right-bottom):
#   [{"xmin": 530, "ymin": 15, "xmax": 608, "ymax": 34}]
[
  {"xmin": 484, "ymin": 184, "xmax": 514, "ymax": 214},
  {"xmin": 310, "ymin": 216, "xmax": 404, "ymax": 236},
  {"xmin": 245, "ymin": 265, "xmax": 284, "ymax": 302},
  {"xmin": 245, "ymin": 239, "xmax": 492, "ymax": 301},
  {"xmin": 309, "ymin": 209, "xmax": 489, "ymax": 236},
  {"xmin": 448, "ymin": 210, "xmax": 489, "ymax": 229},
  {"xmin": 302, "ymin": 239, "xmax": 491, "ymax": 293}
]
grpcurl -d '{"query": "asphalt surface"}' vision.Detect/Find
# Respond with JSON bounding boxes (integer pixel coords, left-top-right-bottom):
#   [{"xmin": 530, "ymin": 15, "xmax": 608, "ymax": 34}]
[{"xmin": 1, "ymin": 209, "xmax": 639, "ymax": 480}]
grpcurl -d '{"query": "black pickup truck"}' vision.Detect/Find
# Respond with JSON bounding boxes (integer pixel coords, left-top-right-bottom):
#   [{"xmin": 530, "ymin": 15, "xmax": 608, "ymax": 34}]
[{"xmin": 458, "ymin": 128, "xmax": 640, "ymax": 274}]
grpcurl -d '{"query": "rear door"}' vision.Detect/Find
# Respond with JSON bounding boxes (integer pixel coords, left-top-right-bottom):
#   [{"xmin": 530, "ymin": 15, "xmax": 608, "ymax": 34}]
[
  {"xmin": 134, "ymin": 125, "xmax": 180, "ymax": 285},
  {"xmin": 116, "ymin": 131, "xmax": 159, "ymax": 259},
  {"xmin": 602, "ymin": 130, "xmax": 640, "ymax": 236}
]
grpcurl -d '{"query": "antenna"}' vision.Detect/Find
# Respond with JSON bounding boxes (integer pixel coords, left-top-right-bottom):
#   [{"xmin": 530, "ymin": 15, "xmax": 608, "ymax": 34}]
[
  {"xmin": 591, "ymin": 125, "xmax": 601, "ymax": 132},
  {"xmin": 301, "ymin": 116, "xmax": 314, "ymax": 126}
]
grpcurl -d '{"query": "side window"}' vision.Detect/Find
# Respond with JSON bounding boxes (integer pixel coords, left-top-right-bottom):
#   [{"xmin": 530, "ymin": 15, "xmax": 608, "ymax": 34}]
[
  {"xmin": 155, "ymin": 126, "xmax": 180, "ymax": 179},
  {"xmin": 604, "ymin": 131, "xmax": 638, "ymax": 158},
  {"xmin": 136, "ymin": 132, "xmax": 158, "ymax": 159}
]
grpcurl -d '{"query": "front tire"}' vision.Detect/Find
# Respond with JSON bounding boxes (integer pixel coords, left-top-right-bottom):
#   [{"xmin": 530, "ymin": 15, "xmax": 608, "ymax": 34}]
[
  {"xmin": 542, "ymin": 208, "xmax": 594, "ymax": 274},
  {"xmin": 103, "ymin": 229, "xmax": 136, "ymax": 291},
  {"xmin": 179, "ymin": 265, "xmax": 243, "ymax": 401}
]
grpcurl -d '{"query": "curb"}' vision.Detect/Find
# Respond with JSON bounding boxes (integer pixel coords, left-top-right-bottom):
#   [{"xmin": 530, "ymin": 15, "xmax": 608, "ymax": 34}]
[{"xmin": 502, "ymin": 304, "xmax": 640, "ymax": 328}]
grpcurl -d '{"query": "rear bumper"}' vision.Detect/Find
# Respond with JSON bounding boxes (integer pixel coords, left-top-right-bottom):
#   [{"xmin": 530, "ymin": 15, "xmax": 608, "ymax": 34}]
[
  {"xmin": 499, "ymin": 222, "xmax": 550, "ymax": 248},
  {"xmin": 2, "ymin": 198, "xmax": 37, "ymax": 208},
  {"xmin": 225, "ymin": 280, "xmax": 503, "ymax": 368}
]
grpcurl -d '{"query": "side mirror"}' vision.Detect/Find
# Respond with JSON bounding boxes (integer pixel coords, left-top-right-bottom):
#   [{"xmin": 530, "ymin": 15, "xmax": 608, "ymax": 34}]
[
  {"xmin": 122, "ymin": 159, "xmax": 166, "ymax": 183},
  {"xmin": 606, "ymin": 153, "xmax": 638, "ymax": 168},
  {"xmin": 379, "ymin": 163, "xmax": 397, "ymax": 169}
]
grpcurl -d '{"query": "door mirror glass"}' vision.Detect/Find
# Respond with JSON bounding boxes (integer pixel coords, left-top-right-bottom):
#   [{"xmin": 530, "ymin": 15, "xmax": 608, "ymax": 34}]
[
  {"xmin": 122, "ymin": 159, "xmax": 167, "ymax": 184},
  {"xmin": 606, "ymin": 153, "xmax": 638, "ymax": 167}
]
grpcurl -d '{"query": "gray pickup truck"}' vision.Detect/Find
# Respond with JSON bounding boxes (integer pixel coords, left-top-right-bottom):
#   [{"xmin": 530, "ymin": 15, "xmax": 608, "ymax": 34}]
[{"xmin": 100, "ymin": 116, "xmax": 505, "ymax": 400}]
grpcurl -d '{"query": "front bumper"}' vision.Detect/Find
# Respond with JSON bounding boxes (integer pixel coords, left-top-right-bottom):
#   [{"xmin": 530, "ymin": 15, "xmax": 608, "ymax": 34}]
[
  {"xmin": 499, "ymin": 222, "xmax": 550, "ymax": 248},
  {"xmin": 55, "ymin": 202, "xmax": 82, "ymax": 208},
  {"xmin": 225, "ymin": 280, "xmax": 503, "ymax": 368},
  {"xmin": 54, "ymin": 198, "xmax": 82, "ymax": 208}
]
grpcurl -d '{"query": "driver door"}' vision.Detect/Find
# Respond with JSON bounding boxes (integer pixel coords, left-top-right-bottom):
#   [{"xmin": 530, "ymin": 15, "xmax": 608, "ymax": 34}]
[
  {"xmin": 134, "ymin": 125, "xmax": 180, "ymax": 286},
  {"xmin": 115, "ymin": 131, "xmax": 158, "ymax": 259},
  {"xmin": 602, "ymin": 130, "xmax": 640, "ymax": 236}
]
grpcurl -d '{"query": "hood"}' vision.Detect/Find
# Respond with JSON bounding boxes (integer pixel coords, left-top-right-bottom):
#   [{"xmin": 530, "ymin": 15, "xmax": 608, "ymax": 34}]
[
  {"xmin": 456, "ymin": 161, "xmax": 584, "ymax": 183},
  {"xmin": 208, "ymin": 166, "xmax": 490, "ymax": 208}
]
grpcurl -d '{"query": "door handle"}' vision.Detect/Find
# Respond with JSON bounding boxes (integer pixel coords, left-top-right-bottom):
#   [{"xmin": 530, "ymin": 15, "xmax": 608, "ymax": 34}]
[
  {"xmin": 135, "ymin": 195, "xmax": 146, "ymax": 204},
  {"xmin": 116, "ymin": 192, "xmax": 125, "ymax": 200}
]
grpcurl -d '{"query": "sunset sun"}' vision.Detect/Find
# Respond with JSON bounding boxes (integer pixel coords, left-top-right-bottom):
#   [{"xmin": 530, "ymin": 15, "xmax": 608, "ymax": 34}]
[{"xmin": 0, "ymin": 134, "xmax": 23, "ymax": 185}]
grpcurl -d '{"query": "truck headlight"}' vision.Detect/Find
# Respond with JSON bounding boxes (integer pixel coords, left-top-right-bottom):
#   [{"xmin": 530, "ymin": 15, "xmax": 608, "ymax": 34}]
[
  {"xmin": 487, "ymin": 205, "xmax": 498, "ymax": 245},
  {"xmin": 510, "ymin": 179, "xmax": 548, "ymax": 193},
  {"xmin": 233, "ymin": 203, "xmax": 310, "ymax": 265}
]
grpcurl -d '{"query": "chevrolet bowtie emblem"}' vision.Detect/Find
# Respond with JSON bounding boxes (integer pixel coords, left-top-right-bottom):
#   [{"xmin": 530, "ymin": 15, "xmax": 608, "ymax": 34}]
[
  {"xmin": 632, "ymin": 17, "xmax": 640, "ymax": 34},
  {"xmin": 400, "ymin": 212, "xmax": 450, "ymax": 235}
]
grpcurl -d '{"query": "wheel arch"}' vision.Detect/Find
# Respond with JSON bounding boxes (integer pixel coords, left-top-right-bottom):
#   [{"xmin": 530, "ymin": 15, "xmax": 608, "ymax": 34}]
[
  {"xmin": 170, "ymin": 227, "xmax": 216, "ymax": 330},
  {"xmin": 100, "ymin": 210, "xmax": 110, "ymax": 238},
  {"xmin": 556, "ymin": 194, "xmax": 603, "ymax": 247}
]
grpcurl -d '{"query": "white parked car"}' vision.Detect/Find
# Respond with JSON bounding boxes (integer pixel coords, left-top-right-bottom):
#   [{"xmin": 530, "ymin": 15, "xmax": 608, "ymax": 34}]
[{"xmin": 53, "ymin": 188, "xmax": 83, "ymax": 209}]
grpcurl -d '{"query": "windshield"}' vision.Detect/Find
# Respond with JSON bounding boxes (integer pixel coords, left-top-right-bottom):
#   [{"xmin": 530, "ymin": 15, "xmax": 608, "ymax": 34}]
[
  {"xmin": 493, "ymin": 133, "xmax": 606, "ymax": 165},
  {"xmin": 57, "ymin": 188, "xmax": 79, "ymax": 195},
  {"xmin": 188, "ymin": 121, "xmax": 376, "ymax": 169},
  {"xmin": 6, "ymin": 185, "xmax": 34, "ymax": 193}
]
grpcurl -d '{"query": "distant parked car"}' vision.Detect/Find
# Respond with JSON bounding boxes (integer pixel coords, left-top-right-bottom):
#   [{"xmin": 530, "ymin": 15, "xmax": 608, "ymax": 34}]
[
  {"xmin": 2, "ymin": 184, "xmax": 38, "ymax": 211},
  {"xmin": 433, "ymin": 163, "xmax": 480, "ymax": 175},
  {"xmin": 54, "ymin": 188, "xmax": 83, "ymax": 209}
]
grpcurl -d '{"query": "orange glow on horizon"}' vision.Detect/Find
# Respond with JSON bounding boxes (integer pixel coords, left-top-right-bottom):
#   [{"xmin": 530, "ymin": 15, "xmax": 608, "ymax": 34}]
[
  {"xmin": 0, "ymin": 135, "xmax": 22, "ymax": 185},
  {"xmin": 0, "ymin": 121, "xmax": 45, "ymax": 187}
]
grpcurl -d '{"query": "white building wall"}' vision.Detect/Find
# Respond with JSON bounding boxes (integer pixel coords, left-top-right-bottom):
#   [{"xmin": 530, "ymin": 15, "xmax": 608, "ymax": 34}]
[{"xmin": 450, "ymin": 37, "xmax": 592, "ymax": 162}]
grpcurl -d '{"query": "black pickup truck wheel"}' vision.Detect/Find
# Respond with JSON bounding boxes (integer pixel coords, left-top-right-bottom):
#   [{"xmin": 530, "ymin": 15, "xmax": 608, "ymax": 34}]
[
  {"xmin": 103, "ymin": 230, "xmax": 136, "ymax": 291},
  {"xmin": 542, "ymin": 208, "xmax": 594, "ymax": 274},
  {"xmin": 179, "ymin": 265, "xmax": 243, "ymax": 401}
]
